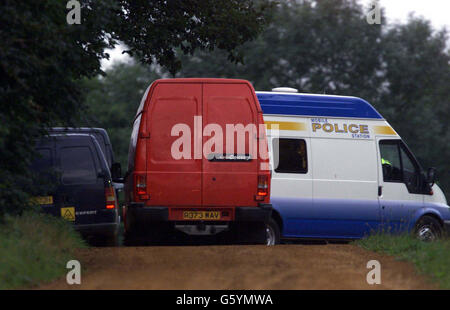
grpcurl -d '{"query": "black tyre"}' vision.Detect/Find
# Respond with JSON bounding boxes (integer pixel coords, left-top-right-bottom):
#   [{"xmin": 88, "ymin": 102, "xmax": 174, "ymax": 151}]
[
  {"xmin": 123, "ymin": 228, "xmax": 142, "ymax": 246},
  {"xmin": 100, "ymin": 233, "xmax": 119, "ymax": 247},
  {"xmin": 414, "ymin": 215, "xmax": 443, "ymax": 242},
  {"xmin": 266, "ymin": 217, "xmax": 281, "ymax": 246},
  {"xmin": 235, "ymin": 222, "xmax": 267, "ymax": 245},
  {"xmin": 124, "ymin": 223, "xmax": 168, "ymax": 246}
]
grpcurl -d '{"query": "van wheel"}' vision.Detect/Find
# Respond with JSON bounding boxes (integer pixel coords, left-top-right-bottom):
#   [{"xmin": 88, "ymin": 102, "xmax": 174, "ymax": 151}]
[
  {"xmin": 235, "ymin": 222, "xmax": 266, "ymax": 245},
  {"xmin": 145, "ymin": 226, "xmax": 165, "ymax": 245},
  {"xmin": 414, "ymin": 216, "xmax": 442, "ymax": 242},
  {"xmin": 266, "ymin": 218, "xmax": 280, "ymax": 246},
  {"xmin": 123, "ymin": 227, "xmax": 144, "ymax": 246}
]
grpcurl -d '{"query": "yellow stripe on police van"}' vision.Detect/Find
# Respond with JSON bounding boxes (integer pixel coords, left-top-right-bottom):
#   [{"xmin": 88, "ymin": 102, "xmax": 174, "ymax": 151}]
[
  {"xmin": 265, "ymin": 121, "xmax": 306, "ymax": 131},
  {"xmin": 374, "ymin": 126, "xmax": 397, "ymax": 135}
]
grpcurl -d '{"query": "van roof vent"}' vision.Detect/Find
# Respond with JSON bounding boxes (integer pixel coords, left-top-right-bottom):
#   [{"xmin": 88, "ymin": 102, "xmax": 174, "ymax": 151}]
[{"xmin": 271, "ymin": 87, "xmax": 298, "ymax": 93}]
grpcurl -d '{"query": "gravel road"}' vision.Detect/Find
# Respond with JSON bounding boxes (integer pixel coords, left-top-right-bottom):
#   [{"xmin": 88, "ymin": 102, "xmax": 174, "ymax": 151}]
[{"xmin": 38, "ymin": 244, "xmax": 436, "ymax": 290}]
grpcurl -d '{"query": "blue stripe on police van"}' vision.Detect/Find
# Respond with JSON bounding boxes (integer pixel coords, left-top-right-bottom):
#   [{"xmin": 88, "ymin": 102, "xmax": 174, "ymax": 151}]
[
  {"xmin": 256, "ymin": 92, "xmax": 383, "ymax": 119},
  {"xmin": 269, "ymin": 196, "xmax": 429, "ymax": 239}
]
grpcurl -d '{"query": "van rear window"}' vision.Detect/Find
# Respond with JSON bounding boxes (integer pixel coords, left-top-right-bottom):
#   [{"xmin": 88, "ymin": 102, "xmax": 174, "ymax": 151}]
[
  {"xmin": 273, "ymin": 138, "xmax": 308, "ymax": 174},
  {"xmin": 61, "ymin": 147, "xmax": 97, "ymax": 185}
]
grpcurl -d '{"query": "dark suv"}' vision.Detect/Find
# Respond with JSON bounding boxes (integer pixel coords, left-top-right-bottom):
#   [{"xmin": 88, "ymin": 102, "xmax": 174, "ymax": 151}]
[
  {"xmin": 31, "ymin": 133, "xmax": 120, "ymax": 246},
  {"xmin": 49, "ymin": 127, "xmax": 123, "ymax": 190}
]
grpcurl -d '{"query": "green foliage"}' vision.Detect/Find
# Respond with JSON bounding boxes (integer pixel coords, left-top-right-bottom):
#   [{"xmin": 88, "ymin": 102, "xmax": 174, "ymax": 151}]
[
  {"xmin": 379, "ymin": 18, "xmax": 450, "ymax": 194},
  {"xmin": 0, "ymin": 0, "xmax": 270, "ymax": 216},
  {"xmin": 172, "ymin": 0, "xmax": 450, "ymax": 197},
  {"xmin": 0, "ymin": 0, "xmax": 115, "ymax": 215},
  {"xmin": 114, "ymin": 0, "xmax": 274, "ymax": 74},
  {"xmin": 177, "ymin": 0, "xmax": 384, "ymax": 97},
  {"xmin": 357, "ymin": 234, "xmax": 450, "ymax": 289},
  {"xmin": 80, "ymin": 62, "xmax": 163, "ymax": 169},
  {"xmin": 0, "ymin": 211, "xmax": 86, "ymax": 289}
]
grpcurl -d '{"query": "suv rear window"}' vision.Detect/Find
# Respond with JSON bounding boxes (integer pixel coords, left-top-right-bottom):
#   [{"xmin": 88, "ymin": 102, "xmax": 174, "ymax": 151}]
[
  {"xmin": 31, "ymin": 148, "xmax": 52, "ymax": 172},
  {"xmin": 61, "ymin": 147, "xmax": 97, "ymax": 184}
]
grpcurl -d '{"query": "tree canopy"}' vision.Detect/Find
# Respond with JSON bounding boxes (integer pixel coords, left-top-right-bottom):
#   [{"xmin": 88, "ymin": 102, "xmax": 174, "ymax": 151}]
[
  {"xmin": 0, "ymin": 0, "xmax": 271, "ymax": 215},
  {"xmin": 83, "ymin": 0, "xmax": 450, "ymax": 198}
]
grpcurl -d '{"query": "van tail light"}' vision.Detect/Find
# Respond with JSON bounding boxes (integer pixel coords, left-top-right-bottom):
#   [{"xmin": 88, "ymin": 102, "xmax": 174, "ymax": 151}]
[
  {"xmin": 135, "ymin": 173, "xmax": 149, "ymax": 200},
  {"xmin": 255, "ymin": 175, "xmax": 268, "ymax": 201},
  {"xmin": 105, "ymin": 186, "xmax": 116, "ymax": 209}
]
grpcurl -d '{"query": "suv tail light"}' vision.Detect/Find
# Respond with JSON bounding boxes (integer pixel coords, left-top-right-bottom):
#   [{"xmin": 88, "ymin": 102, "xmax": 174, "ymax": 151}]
[
  {"xmin": 255, "ymin": 175, "xmax": 268, "ymax": 201},
  {"xmin": 105, "ymin": 186, "xmax": 116, "ymax": 209},
  {"xmin": 135, "ymin": 173, "xmax": 149, "ymax": 200}
]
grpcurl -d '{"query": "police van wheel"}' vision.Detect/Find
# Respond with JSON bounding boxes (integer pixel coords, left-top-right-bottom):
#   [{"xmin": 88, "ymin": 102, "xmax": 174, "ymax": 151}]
[
  {"xmin": 266, "ymin": 218, "xmax": 280, "ymax": 246},
  {"xmin": 414, "ymin": 216, "xmax": 442, "ymax": 242}
]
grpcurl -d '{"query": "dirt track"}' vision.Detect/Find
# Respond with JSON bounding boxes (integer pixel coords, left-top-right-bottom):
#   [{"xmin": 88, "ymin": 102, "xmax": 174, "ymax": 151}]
[{"xmin": 38, "ymin": 244, "xmax": 437, "ymax": 290}]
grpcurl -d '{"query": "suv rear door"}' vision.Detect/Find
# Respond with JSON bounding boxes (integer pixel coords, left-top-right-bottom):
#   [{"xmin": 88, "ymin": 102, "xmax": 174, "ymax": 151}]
[{"xmin": 56, "ymin": 135, "xmax": 106, "ymax": 224}]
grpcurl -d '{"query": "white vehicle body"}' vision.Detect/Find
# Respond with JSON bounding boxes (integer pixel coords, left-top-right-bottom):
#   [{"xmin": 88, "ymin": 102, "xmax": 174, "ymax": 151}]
[{"xmin": 257, "ymin": 90, "xmax": 450, "ymax": 239}]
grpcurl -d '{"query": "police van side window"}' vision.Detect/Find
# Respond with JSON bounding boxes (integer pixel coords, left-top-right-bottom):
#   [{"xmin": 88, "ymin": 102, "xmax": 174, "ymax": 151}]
[
  {"xmin": 379, "ymin": 140, "xmax": 421, "ymax": 193},
  {"xmin": 379, "ymin": 141, "xmax": 402, "ymax": 182},
  {"xmin": 61, "ymin": 147, "xmax": 97, "ymax": 185},
  {"xmin": 399, "ymin": 144, "xmax": 421, "ymax": 193},
  {"xmin": 273, "ymin": 138, "xmax": 308, "ymax": 174}
]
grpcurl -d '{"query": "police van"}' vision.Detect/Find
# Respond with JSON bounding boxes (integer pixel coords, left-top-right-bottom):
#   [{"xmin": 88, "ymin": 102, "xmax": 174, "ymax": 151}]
[{"xmin": 257, "ymin": 87, "xmax": 450, "ymax": 245}]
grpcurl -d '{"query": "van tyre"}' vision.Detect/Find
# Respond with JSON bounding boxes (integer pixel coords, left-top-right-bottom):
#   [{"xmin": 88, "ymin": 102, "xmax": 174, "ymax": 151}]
[
  {"xmin": 124, "ymin": 224, "xmax": 168, "ymax": 246},
  {"xmin": 145, "ymin": 225, "xmax": 166, "ymax": 245},
  {"xmin": 266, "ymin": 218, "xmax": 281, "ymax": 246},
  {"xmin": 123, "ymin": 228, "xmax": 143, "ymax": 246},
  {"xmin": 235, "ymin": 222, "xmax": 266, "ymax": 245},
  {"xmin": 101, "ymin": 233, "xmax": 119, "ymax": 247},
  {"xmin": 414, "ymin": 216, "xmax": 442, "ymax": 242}
]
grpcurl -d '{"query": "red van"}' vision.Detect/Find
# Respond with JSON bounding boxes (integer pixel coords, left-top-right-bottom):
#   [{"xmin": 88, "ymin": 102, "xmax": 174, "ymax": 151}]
[{"xmin": 123, "ymin": 78, "xmax": 272, "ymax": 245}]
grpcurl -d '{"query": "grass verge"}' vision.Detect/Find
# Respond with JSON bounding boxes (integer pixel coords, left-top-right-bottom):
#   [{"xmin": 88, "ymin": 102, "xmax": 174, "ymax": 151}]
[
  {"xmin": 0, "ymin": 211, "xmax": 86, "ymax": 289},
  {"xmin": 356, "ymin": 234, "xmax": 450, "ymax": 289}
]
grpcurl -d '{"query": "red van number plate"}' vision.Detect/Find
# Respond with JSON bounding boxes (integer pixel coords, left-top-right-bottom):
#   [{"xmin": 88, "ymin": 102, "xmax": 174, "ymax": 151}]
[{"xmin": 183, "ymin": 211, "xmax": 221, "ymax": 220}]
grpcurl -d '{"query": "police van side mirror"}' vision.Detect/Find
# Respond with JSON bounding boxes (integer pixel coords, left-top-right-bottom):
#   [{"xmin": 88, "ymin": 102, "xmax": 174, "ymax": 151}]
[
  {"xmin": 426, "ymin": 167, "xmax": 436, "ymax": 186},
  {"xmin": 111, "ymin": 162, "xmax": 123, "ymax": 183}
]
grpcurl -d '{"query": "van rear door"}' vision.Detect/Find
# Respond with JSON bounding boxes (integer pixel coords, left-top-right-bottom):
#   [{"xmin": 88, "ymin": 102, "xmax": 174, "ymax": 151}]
[
  {"xmin": 202, "ymin": 83, "xmax": 259, "ymax": 207},
  {"xmin": 146, "ymin": 82, "xmax": 202, "ymax": 206}
]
